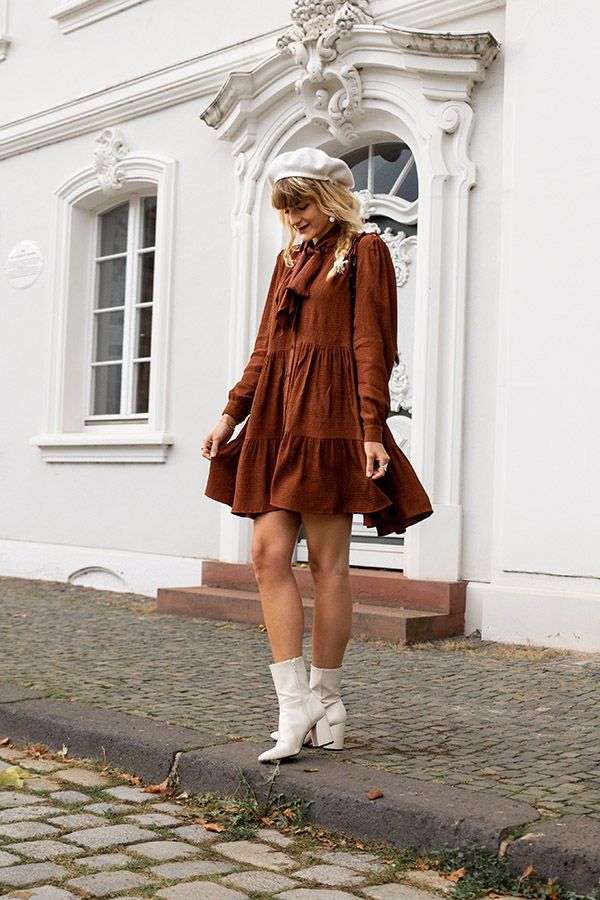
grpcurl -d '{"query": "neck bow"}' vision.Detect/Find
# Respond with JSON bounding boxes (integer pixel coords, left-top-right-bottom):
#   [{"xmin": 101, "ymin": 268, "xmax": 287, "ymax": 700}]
[{"xmin": 274, "ymin": 223, "xmax": 341, "ymax": 334}]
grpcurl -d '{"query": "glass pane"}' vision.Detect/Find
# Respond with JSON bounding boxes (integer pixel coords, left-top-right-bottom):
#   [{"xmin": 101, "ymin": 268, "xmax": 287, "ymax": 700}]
[
  {"xmin": 95, "ymin": 309, "xmax": 124, "ymax": 361},
  {"xmin": 395, "ymin": 155, "xmax": 419, "ymax": 203},
  {"xmin": 133, "ymin": 360, "xmax": 150, "ymax": 414},
  {"xmin": 341, "ymin": 145, "xmax": 369, "ymax": 191},
  {"xmin": 372, "ymin": 142, "xmax": 414, "ymax": 196},
  {"xmin": 92, "ymin": 363, "xmax": 122, "ymax": 415},
  {"xmin": 97, "ymin": 257, "xmax": 126, "ymax": 310},
  {"xmin": 139, "ymin": 251, "xmax": 155, "ymax": 305},
  {"xmin": 99, "ymin": 202, "xmax": 129, "ymax": 256},
  {"xmin": 136, "ymin": 305, "xmax": 153, "ymax": 357},
  {"xmin": 142, "ymin": 196, "xmax": 157, "ymax": 248}
]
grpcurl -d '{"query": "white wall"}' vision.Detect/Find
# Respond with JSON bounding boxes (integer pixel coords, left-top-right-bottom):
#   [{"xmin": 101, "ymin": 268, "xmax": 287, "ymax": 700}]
[
  {"xmin": 0, "ymin": 0, "xmax": 288, "ymax": 122},
  {"xmin": 0, "ymin": 99, "xmax": 239, "ymax": 567},
  {"xmin": 482, "ymin": 0, "xmax": 600, "ymax": 648}
]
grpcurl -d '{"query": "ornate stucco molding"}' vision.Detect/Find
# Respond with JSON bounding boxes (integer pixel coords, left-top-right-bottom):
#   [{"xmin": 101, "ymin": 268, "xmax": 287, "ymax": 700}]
[
  {"xmin": 200, "ymin": 25, "xmax": 500, "ymax": 145},
  {"xmin": 276, "ymin": 1, "xmax": 375, "ymax": 143},
  {"xmin": 93, "ymin": 127, "xmax": 129, "ymax": 193}
]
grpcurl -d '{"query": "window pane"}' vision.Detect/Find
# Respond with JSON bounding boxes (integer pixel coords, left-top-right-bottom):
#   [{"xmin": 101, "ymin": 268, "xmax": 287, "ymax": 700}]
[
  {"xmin": 372, "ymin": 142, "xmax": 414, "ymax": 196},
  {"xmin": 142, "ymin": 196, "xmax": 157, "ymax": 248},
  {"xmin": 139, "ymin": 251, "xmax": 155, "ymax": 305},
  {"xmin": 95, "ymin": 309, "xmax": 124, "ymax": 361},
  {"xmin": 396, "ymin": 155, "xmax": 419, "ymax": 203},
  {"xmin": 93, "ymin": 363, "xmax": 122, "ymax": 415},
  {"xmin": 136, "ymin": 305, "xmax": 153, "ymax": 358},
  {"xmin": 133, "ymin": 360, "xmax": 150, "ymax": 414},
  {"xmin": 342, "ymin": 145, "xmax": 369, "ymax": 191},
  {"xmin": 97, "ymin": 257, "xmax": 126, "ymax": 309},
  {"xmin": 100, "ymin": 202, "xmax": 129, "ymax": 256}
]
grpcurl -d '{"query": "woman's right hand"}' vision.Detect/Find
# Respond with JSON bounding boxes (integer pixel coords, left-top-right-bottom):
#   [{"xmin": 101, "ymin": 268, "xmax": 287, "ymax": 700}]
[{"xmin": 201, "ymin": 414, "xmax": 236, "ymax": 460}]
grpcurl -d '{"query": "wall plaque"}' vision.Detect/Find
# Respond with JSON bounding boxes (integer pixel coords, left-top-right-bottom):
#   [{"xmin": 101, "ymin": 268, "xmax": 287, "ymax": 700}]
[{"xmin": 5, "ymin": 240, "xmax": 43, "ymax": 288}]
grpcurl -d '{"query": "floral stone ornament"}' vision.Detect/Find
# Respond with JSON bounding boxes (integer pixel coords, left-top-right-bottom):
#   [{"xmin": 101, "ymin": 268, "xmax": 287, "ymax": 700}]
[{"xmin": 277, "ymin": 1, "xmax": 375, "ymax": 144}]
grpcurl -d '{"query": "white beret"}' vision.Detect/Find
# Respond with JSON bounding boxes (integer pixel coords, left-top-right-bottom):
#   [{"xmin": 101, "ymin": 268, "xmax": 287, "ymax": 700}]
[{"xmin": 266, "ymin": 147, "xmax": 354, "ymax": 189}]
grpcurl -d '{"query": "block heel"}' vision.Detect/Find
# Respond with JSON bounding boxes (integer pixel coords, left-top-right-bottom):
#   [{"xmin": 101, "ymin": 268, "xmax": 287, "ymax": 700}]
[
  {"xmin": 327, "ymin": 720, "xmax": 345, "ymax": 750},
  {"xmin": 309, "ymin": 713, "xmax": 334, "ymax": 748}
]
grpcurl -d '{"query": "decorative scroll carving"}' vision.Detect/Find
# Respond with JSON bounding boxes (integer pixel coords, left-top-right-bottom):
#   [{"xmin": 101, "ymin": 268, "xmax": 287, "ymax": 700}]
[
  {"xmin": 93, "ymin": 127, "xmax": 129, "ymax": 193},
  {"xmin": 277, "ymin": 1, "xmax": 374, "ymax": 144},
  {"xmin": 390, "ymin": 355, "xmax": 412, "ymax": 414}
]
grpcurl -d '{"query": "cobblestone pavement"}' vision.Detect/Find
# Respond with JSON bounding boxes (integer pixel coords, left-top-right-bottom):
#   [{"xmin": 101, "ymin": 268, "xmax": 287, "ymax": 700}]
[
  {"xmin": 0, "ymin": 742, "xmax": 469, "ymax": 899},
  {"xmin": 1, "ymin": 576, "xmax": 600, "ymax": 822}
]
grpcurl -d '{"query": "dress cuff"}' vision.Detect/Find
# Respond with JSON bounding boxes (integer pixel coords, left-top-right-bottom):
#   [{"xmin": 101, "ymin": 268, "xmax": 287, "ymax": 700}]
[
  {"xmin": 221, "ymin": 401, "xmax": 242, "ymax": 424},
  {"xmin": 363, "ymin": 425, "xmax": 383, "ymax": 442}
]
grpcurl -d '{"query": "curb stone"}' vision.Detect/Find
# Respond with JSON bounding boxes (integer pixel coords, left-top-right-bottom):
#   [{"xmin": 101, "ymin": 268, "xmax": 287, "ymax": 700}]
[
  {"xmin": 506, "ymin": 816, "xmax": 600, "ymax": 897},
  {"xmin": 2, "ymin": 680, "xmax": 600, "ymax": 894},
  {"xmin": 0, "ymin": 685, "xmax": 221, "ymax": 784}
]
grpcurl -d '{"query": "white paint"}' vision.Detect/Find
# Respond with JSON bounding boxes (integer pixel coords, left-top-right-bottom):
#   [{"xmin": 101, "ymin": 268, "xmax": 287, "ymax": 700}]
[
  {"xmin": 49, "ymin": 0, "xmax": 150, "ymax": 34},
  {"xmin": 0, "ymin": 540, "xmax": 202, "ymax": 598}
]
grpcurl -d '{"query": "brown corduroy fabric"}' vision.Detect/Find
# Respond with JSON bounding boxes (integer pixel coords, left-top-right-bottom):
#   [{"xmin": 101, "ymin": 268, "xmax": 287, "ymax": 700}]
[{"xmin": 204, "ymin": 221, "xmax": 434, "ymax": 536}]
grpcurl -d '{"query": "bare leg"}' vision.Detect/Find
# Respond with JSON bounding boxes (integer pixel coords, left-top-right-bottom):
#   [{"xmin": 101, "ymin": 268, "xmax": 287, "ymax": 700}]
[
  {"xmin": 300, "ymin": 512, "xmax": 353, "ymax": 668},
  {"xmin": 252, "ymin": 508, "xmax": 303, "ymax": 663}
]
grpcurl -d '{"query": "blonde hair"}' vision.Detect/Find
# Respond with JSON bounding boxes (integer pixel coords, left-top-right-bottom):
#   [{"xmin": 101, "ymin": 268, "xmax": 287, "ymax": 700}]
[{"xmin": 271, "ymin": 176, "xmax": 364, "ymax": 280}]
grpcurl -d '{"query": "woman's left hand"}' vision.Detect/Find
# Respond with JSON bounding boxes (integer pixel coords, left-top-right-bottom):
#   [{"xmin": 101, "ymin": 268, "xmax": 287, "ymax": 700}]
[{"xmin": 364, "ymin": 442, "xmax": 390, "ymax": 480}]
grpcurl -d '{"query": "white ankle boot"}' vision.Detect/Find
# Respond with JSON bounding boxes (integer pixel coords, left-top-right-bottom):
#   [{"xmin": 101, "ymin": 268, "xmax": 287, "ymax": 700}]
[
  {"xmin": 270, "ymin": 664, "xmax": 347, "ymax": 751},
  {"xmin": 258, "ymin": 656, "xmax": 334, "ymax": 763}
]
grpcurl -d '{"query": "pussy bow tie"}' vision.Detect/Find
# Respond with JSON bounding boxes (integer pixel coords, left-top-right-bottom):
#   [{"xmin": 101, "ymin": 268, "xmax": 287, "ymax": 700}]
[{"xmin": 274, "ymin": 240, "xmax": 328, "ymax": 334}]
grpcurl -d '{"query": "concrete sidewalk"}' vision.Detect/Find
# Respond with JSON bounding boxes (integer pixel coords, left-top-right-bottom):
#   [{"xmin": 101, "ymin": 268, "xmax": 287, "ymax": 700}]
[{"xmin": 1, "ymin": 575, "xmax": 600, "ymax": 894}]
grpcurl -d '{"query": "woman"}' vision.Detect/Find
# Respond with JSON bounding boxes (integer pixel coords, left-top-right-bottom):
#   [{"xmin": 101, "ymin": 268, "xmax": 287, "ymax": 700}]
[{"xmin": 202, "ymin": 147, "xmax": 433, "ymax": 763}]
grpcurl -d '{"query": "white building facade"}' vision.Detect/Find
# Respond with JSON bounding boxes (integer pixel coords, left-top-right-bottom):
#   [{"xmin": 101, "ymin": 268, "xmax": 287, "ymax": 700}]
[{"xmin": 1, "ymin": 0, "xmax": 598, "ymax": 652}]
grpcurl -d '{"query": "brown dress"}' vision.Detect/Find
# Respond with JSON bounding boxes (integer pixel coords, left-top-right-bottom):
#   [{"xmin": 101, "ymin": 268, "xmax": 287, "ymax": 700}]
[{"xmin": 204, "ymin": 221, "xmax": 434, "ymax": 536}]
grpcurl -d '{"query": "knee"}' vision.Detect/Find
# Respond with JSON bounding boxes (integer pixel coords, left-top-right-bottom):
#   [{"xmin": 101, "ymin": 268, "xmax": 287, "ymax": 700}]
[
  {"xmin": 308, "ymin": 555, "xmax": 350, "ymax": 580},
  {"xmin": 251, "ymin": 539, "xmax": 293, "ymax": 582}
]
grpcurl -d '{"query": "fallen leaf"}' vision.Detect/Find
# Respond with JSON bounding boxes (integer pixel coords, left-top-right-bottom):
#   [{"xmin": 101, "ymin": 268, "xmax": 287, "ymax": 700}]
[
  {"xmin": 283, "ymin": 808, "xmax": 295, "ymax": 819},
  {"xmin": 303, "ymin": 767, "xmax": 319, "ymax": 773},
  {"xmin": 367, "ymin": 789, "xmax": 384, "ymax": 800},
  {"xmin": 0, "ymin": 765, "xmax": 30, "ymax": 788},
  {"xmin": 535, "ymin": 706, "xmax": 552, "ymax": 712},
  {"xmin": 144, "ymin": 777, "xmax": 169, "ymax": 794},
  {"xmin": 0, "ymin": 737, "xmax": 9, "ymax": 746},
  {"xmin": 203, "ymin": 821, "xmax": 226, "ymax": 832},
  {"xmin": 521, "ymin": 864, "xmax": 536, "ymax": 878},
  {"xmin": 176, "ymin": 792, "xmax": 189, "ymax": 800},
  {"xmin": 447, "ymin": 867, "xmax": 467, "ymax": 881}
]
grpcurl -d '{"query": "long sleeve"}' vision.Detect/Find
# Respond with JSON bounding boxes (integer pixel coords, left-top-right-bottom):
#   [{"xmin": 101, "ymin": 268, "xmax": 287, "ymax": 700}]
[
  {"xmin": 221, "ymin": 251, "xmax": 284, "ymax": 425},
  {"xmin": 352, "ymin": 234, "xmax": 399, "ymax": 443}
]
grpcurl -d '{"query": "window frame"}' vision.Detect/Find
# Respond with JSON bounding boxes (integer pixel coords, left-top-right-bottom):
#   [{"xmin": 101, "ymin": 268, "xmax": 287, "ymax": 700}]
[
  {"xmin": 30, "ymin": 152, "xmax": 176, "ymax": 463},
  {"xmin": 87, "ymin": 191, "xmax": 156, "ymax": 424}
]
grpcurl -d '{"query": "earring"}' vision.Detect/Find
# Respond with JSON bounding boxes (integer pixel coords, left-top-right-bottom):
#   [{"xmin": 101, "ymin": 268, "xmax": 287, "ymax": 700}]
[{"xmin": 328, "ymin": 215, "xmax": 335, "ymax": 222}]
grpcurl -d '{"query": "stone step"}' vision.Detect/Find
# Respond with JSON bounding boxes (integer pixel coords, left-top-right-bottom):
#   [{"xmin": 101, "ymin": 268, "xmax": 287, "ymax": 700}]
[
  {"xmin": 201, "ymin": 560, "xmax": 465, "ymax": 614},
  {"xmin": 156, "ymin": 585, "xmax": 465, "ymax": 644}
]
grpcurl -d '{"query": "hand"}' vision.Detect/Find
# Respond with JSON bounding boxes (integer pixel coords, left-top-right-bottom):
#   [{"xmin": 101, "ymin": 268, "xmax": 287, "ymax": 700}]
[
  {"xmin": 201, "ymin": 415, "xmax": 236, "ymax": 460},
  {"xmin": 364, "ymin": 441, "xmax": 390, "ymax": 480}
]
